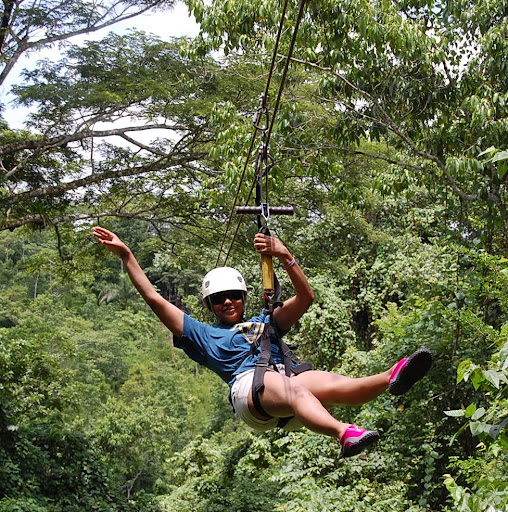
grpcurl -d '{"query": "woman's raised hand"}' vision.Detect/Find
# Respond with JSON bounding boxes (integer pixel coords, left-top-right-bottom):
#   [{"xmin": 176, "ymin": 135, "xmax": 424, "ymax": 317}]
[{"xmin": 92, "ymin": 226, "xmax": 130, "ymax": 259}]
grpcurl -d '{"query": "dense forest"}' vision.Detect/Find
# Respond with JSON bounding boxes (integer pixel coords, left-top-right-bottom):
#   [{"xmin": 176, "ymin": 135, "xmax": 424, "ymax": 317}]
[{"xmin": 0, "ymin": 0, "xmax": 507, "ymax": 510}]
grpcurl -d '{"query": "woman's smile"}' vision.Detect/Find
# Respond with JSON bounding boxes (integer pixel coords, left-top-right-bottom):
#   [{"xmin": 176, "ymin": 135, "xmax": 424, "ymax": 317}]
[{"xmin": 213, "ymin": 297, "xmax": 244, "ymax": 324}]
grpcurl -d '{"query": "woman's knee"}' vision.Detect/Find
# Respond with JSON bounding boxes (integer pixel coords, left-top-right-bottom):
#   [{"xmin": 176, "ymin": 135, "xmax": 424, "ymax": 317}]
[
  {"xmin": 293, "ymin": 371, "xmax": 361, "ymax": 405},
  {"xmin": 287, "ymin": 380, "xmax": 313, "ymax": 403}
]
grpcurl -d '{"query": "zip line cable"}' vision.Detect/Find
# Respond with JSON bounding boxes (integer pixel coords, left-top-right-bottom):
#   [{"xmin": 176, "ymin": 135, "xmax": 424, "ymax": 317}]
[
  {"xmin": 214, "ymin": 126, "xmax": 258, "ymax": 267},
  {"xmin": 263, "ymin": 0, "xmax": 307, "ymax": 151},
  {"xmin": 215, "ymin": 0, "xmax": 291, "ymax": 267},
  {"xmin": 218, "ymin": 0, "xmax": 308, "ymax": 266}
]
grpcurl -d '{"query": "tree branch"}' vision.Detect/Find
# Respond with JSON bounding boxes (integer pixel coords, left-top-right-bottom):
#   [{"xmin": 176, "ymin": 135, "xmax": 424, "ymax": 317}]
[
  {"xmin": 0, "ymin": 207, "xmax": 218, "ymax": 234},
  {"xmin": 286, "ymin": 55, "xmax": 480, "ymax": 202},
  {"xmin": 0, "ymin": 0, "xmax": 15, "ymax": 52},
  {"xmin": 0, "ymin": 1, "xmax": 172, "ymax": 86},
  {"xmin": 0, "ymin": 123, "xmax": 195, "ymax": 159},
  {"xmin": 119, "ymin": 133, "xmax": 171, "ymax": 157},
  {"xmin": 281, "ymin": 143, "xmax": 427, "ymax": 172},
  {"xmin": 2, "ymin": 150, "xmax": 207, "ymax": 207}
]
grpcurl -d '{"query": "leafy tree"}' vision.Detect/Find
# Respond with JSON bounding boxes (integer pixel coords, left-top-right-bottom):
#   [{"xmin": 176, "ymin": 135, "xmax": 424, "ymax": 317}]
[
  {"xmin": 0, "ymin": 0, "xmax": 175, "ymax": 88},
  {"xmin": 185, "ymin": 0, "xmax": 508, "ymax": 250},
  {"xmin": 442, "ymin": 254, "xmax": 508, "ymax": 511},
  {"xmin": 1, "ymin": 30, "xmax": 215, "ymax": 232},
  {"xmin": 0, "ymin": 310, "xmax": 163, "ymax": 509},
  {"xmin": 0, "ymin": 409, "xmax": 167, "ymax": 512}
]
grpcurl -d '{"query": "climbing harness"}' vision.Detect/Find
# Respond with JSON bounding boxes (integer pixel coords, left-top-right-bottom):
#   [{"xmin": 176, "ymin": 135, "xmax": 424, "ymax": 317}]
[{"xmin": 248, "ymin": 315, "xmax": 313, "ymax": 427}]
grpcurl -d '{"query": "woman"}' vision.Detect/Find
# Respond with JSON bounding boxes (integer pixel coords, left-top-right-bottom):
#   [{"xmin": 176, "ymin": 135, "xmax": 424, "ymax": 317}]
[{"xmin": 93, "ymin": 226, "xmax": 432, "ymax": 457}]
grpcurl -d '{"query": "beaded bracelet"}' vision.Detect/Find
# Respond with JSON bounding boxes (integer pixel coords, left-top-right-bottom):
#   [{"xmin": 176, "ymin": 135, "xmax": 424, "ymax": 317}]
[{"xmin": 283, "ymin": 257, "xmax": 296, "ymax": 270}]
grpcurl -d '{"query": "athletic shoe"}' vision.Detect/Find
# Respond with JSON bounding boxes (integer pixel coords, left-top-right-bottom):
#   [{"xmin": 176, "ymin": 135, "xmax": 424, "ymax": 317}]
[
  {"xmin": 340, "ymin": 425, "xmax": 380, "ymax": 458},
  {"xmin": 389, "ymin": 348, "xmax": 433, "ymax": 396}
]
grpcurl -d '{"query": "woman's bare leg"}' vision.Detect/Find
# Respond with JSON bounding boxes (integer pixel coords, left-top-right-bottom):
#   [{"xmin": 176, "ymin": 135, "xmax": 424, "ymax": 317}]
[
  {"xmin": 292, "ymin": 366, "xmax": 395, "ymax": 407},
  {"xmin": 249, "ymin": 371, "xmax": 351, "ymax": 439},
  {"xmin": 247, "ymin": 351, "xmax": 431, "ymax": 456}
]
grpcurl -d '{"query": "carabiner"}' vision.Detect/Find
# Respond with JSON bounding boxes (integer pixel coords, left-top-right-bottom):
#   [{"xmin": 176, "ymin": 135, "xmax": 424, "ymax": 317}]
[
  {"xmin": 261, "ymin": 203, "xmax": 270, "ymax": 226},
  {"xmin": 253, "ymin": 94, "xmax": 269, "ymax": 131}
]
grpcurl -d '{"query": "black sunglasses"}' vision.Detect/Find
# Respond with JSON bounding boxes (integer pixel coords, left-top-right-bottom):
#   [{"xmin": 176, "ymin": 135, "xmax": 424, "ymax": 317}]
[{"xmin": 209, "ymin": 290, "xmax": 244, "ymax": 306}]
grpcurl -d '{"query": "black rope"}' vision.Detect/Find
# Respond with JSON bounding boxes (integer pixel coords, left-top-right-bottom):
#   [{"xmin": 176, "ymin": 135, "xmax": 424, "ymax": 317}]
[
  {"xmin": 265, "ymin": 0, "xmax": 307, "ymax": 150},
  {"xmin": 215, "ymin": 130, "xmax": 258, "ymax": 267},
  {"xmin": 262, "ymin": 0, "xmax": 291, "ymax": 109}
]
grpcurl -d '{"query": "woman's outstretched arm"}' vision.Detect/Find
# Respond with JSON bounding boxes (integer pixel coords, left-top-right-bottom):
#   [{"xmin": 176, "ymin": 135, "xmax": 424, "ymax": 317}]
[{"xmin": 93, "ymin": 226, "xmax": 184, "ymax": 337}]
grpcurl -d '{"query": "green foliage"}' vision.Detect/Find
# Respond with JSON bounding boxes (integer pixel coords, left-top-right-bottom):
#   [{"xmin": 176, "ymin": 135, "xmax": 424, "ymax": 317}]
[
  {"xmin": 184, "ymin": 0, "xmax": 508, "ymax": 250},
  {"xmin": 0, "ymin": 228, "xmax": 220, "ymax": 507},
  {"xmin": 450, "ymin": 342, "xmax": 508, "ymax": 449},
  {"xmin": 1, "ymin": 0, "xmax": 507, "ymax": 509},
  {"xmin": 443, "ymin": 470, "xmax": 508, "ymax": 512},
  {"xmin": 0, "ymin": 327, "xmax": 77, "ymax": 422},
  {"xmin": 443, "ymin": 338, "xmax": 508, "ymax": 511},
  {"xmin": 0, "ymin": 415, "xmax": 144, "ymax": 512},
  {"xmin": 479, "ymin": 147, "xmax": 508, "ymax": 181},
  {"xmin": 295, "ymin": 273, "xmax": 356, "ymax": 369}
]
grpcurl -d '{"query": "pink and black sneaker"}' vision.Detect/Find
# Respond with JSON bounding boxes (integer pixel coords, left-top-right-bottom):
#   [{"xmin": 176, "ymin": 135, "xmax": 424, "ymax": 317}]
[
  {"xmin": 389, "ymin": 348, "xmax": 433, "ymax": 396},
  {"xmin": 340, "ymin": 425, "xmax": 380, "ymax": 458}
]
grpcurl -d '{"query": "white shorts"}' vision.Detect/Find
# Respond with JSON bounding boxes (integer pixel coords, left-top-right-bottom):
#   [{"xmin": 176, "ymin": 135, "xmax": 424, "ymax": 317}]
[{"xmin": 230, "ymin": 364, "xmax": 303, "ymax": 432}]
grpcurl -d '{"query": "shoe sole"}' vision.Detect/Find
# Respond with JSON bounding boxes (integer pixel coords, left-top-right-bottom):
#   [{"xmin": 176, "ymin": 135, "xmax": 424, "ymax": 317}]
[
  {"xmin": 389, "ymin": 348, "xmax": 433, "ymax": 396},
  {"xmin": 341, "ymin": 430, "xmax": 380, "ymax": 458}
]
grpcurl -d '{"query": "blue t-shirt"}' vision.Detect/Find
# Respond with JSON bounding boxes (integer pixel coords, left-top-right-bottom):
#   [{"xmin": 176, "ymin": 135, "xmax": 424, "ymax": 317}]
[{"xmin": 174, "ymin": 311, "xmax": 287, "ymax": 388}]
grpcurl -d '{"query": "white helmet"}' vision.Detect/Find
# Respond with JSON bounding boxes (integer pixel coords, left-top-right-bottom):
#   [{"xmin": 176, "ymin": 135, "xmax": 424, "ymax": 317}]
[{"xmin": 202, "ymin": 267, "xmax": 247, "ymax": 299}]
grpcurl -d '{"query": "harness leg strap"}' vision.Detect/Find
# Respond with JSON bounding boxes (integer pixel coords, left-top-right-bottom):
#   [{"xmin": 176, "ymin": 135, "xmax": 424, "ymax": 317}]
[
  {"xmin": 246, "ymin": 313, "xmax": 314, "ymax": 427},
  {"xmin": 252, "ymin": 364, "xmax": 272, "ymax": 419},
  {"xmin": 251, "ymin": 365, "xmax": 295, "ymax": 428}
]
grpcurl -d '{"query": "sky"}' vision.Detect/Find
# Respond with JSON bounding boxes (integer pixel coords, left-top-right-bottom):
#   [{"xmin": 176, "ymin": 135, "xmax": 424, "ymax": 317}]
[
  {"xmin": 81, "ymin": 1, "xmax": 200, "ymax": 41},
  {"xmin": 1, "ymin": 1, "xmax": 200, "ymax": 128}
]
